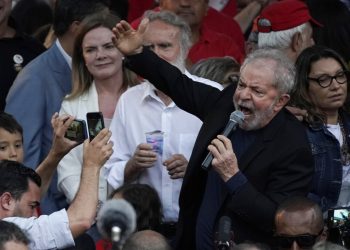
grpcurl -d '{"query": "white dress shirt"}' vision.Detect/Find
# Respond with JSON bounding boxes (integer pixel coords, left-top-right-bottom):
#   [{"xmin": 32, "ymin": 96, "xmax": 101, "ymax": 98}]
[
  {"xmin": 4, "ymin": 209, "xmax": 74, "ymax": 250},
  {"xmin": 105, "ymin": 72, "xmax": 222, "ymax": 222}
]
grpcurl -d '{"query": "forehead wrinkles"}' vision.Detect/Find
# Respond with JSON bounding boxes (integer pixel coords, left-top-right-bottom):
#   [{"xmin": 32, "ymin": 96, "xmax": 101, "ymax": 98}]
[
  {"xmin": 240, "ymin": 59, "xmax": 277, "ymax": 87},
  {"xmin": 145, "ymin": 22, "xmax": 180, "ymax": 43}
]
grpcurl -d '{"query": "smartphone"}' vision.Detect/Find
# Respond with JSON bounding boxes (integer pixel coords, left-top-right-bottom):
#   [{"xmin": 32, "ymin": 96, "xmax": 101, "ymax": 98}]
[
  {"xmin": 64, "ymin": 119, "xmax": 88, "ymax": 143},
  {"xmin": 327, "ymin": 207, "xmax": 350, "ymax": 229},
  {"xmin": 86, "ymin": 112, "xmax": 105, "ymax": 141}
]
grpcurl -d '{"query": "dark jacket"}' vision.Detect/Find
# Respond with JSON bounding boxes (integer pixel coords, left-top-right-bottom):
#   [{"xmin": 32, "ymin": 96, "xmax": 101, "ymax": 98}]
[{"xmin": 125, "ymin": 48, "xmax": 314, "ymax": 249}]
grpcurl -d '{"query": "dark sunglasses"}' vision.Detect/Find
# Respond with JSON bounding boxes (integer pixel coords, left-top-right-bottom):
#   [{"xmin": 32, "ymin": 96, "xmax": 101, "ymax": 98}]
[{"xmin": 274, "ymin": 228, "xmax": 323, "ymax": 249}]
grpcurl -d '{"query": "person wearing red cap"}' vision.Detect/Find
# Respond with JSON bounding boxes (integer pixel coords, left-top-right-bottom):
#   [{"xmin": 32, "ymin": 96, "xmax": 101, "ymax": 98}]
[{"xmin": 257, "ymin": 0, "xmax": 321, "ymax": 62}]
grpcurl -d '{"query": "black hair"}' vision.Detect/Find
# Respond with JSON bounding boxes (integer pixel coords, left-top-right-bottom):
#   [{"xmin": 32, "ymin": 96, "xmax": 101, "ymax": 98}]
[
  {"xmin": 52, "ymin": 0, "xmax": 108, "ymax": 37},
  {"xmin": 0, "ymin": 221, "xmax": 29, "ymax": 250},
  {"xmin": 110, "ymin": 184, "xmax": 162, "ymax": 231},
  {"xmin": 0, "ymin": 160, "xmax": 41, "ymax": 200},
  {"xmin": 0, "ymin": 112, "xmax": 23, "ymax": 138}
]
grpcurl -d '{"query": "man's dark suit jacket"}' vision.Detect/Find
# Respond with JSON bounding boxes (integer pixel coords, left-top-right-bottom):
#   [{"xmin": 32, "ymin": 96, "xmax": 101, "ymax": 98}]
[{"xmin": 126, "ymin": 49, "xmax": 314, "ymax": 249}]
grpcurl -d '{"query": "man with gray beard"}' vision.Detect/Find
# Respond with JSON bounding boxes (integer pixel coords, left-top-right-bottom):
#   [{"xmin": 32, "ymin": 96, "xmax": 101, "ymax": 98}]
[
  {"xmin": 105, "ymin": 10, "xmax": 222, "ymax": 240},
  {"xmin": 111, "ymin": 18, "xmax": 315, "ymax": 249}
]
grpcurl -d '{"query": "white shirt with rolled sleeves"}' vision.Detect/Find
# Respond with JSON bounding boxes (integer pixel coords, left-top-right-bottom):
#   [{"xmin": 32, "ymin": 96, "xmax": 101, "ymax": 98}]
[
  {"xmin": 105, "ymin": 71, "xmax": 222, "ymax": 222},
  {"xmin": 3, "ymin": 209, "xmax": 74, "ymax": 250}
]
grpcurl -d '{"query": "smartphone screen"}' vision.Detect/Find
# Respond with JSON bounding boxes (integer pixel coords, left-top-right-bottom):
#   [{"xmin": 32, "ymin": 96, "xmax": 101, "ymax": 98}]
[
  {"xmin": 86, "ymin": 112, "xmax": 105, "ymax": 141},
  {"xmin": 64, "ymin": 119, "xmax": 87, "ymax": 143},
  {"xmin": 328, "ymin": 207, "xmax": 350, "ymax": 229}
]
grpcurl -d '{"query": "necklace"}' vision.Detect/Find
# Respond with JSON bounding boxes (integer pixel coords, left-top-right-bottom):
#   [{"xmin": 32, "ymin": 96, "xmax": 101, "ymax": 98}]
[{"xmin": 339, "ymin": 116, "xmax": 350, "ymax": 166}]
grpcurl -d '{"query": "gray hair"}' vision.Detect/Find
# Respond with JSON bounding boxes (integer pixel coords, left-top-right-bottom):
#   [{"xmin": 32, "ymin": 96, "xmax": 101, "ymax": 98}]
[
  {"xmin": 241, "ymin": 49, "xmax": 296, "ymax": 94},
  {"xmin": 258, "ymin": 23, "xmax": 308, "ymax": 50},
  {"xmin": 143, "ymin": 10, "xmax": 192, "ymax": 56}
]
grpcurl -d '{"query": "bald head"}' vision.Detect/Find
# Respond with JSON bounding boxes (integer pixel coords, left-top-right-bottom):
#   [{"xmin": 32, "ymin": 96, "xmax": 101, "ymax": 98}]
[
  {"xmin": 275, "ymin": 197, "xmax": 324, "ymax": 236},
  {"xmin": 122, "ymin": 230, "xmax": 171, "ymax": 250}
]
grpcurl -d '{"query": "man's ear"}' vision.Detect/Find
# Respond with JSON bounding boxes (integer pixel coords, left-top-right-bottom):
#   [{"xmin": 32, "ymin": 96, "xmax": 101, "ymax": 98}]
[
  {"xmin": 273, "ymin": 94, "xmax": 290, "ymax": 112},
  {"xmin": 0, "ymin": 192, "xmax": 16, "ymax": 211},
  {"xmin": 320, "ymin": 226, "xmax": 328, "ymax": 241},
  {"xmin": 69, "ymin": 20, "xmax": 81, "ymax": 35},
  {"xmin": 291, "ymin": 32, "xmax": 303, "ymax": 53}
]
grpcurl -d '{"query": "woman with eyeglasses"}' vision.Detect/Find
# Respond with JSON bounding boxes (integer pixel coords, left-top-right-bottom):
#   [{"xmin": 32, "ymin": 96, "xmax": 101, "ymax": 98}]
[{"xmin": 291, "ymin": 45, "xmax": 350, "ymax": 214}]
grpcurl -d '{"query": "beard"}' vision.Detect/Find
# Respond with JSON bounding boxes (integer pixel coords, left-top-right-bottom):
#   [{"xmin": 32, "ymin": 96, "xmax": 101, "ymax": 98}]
[
  {"xmin": 170, "ymin": 51, "xmax": 187, "ymax": 73},
  {"xmin": 234, "ymin": 99, "xmax": 277, "ymax": 131}
]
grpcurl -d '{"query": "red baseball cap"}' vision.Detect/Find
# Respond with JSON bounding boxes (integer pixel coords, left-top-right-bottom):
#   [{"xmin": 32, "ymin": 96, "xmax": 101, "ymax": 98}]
[{"xmin": 257, "ymin": 0, "xmax": 322, "ymax": 33}]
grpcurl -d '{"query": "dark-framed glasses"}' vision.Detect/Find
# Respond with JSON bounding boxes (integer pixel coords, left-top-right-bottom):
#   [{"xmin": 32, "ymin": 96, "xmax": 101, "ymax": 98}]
[
  {"xmin": 307, "ymin": 70, "xmax": 350, "ymax": 88},
  {"xmin": 274, "ymin": 228, "xmax": 323, "ymax": 249}
]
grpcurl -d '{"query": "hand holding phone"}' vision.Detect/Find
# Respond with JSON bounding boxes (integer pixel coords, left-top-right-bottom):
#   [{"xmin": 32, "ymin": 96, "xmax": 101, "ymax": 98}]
[
  {"xmin": 64, "ymin": 119, "xmax": 88, "ymax": 143},
  {"xmin": 86, "ymin": 112, "xmax": 105, "ymax": 141}
]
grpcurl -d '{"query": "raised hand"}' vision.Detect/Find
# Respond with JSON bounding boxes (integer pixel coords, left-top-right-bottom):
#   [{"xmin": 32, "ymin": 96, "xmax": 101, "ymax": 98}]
[
  {"xmin": 50, "ymin": 113, "xmax": 80, "ymax": 158},
  {"xmin": 112, "ymin": 19, "xmax": 149, "ymax": 55},
  {"xmin": 83, "ymin": 128, "xmax": 113, "ymax": 169}
]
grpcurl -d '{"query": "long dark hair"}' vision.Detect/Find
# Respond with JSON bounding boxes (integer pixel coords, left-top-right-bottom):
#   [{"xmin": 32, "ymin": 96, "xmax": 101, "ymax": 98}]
[{"xmin": 291, "ymin": 45, "xmax": 350, "ymax": 125}]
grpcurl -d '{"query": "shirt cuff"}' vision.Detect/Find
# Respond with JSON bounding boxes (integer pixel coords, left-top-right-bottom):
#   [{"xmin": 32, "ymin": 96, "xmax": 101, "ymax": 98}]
[{"xmin": 225, "ymin": 171, "xmax": 248, "ymax": 194}]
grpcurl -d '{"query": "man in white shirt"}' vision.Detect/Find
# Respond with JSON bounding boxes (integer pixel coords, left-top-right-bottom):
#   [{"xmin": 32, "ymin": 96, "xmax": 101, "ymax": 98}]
[
  {"xmin": 106, "ymin": 10, "xmax": 222, "ymax": 238},
  {"xmin": 0, "ymin": 128, "xmax": 113, "ymax": 249}
]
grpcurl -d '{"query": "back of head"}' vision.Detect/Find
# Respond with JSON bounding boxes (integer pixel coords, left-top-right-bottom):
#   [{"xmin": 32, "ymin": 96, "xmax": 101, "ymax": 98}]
[
  {"xmin": 143, "ymin": 10, "xmax": 192, "ymax": 56},
  {"xmin": 275, "ymin": 196, "xmax": 324, "ymax": 233},
  {"xmin": 52, "ymin": 0, "xmax": 108, "ymax": 37},
  {"xmin": 122, "ymin": 230, "xmax": 171, "ymax": 250},
  {"xmin": 0, "ymin": 112, "xmax": 23, "ymax": 137},
  {"xmin": 0, "ymin": 160, "xmax": 41, "ymax": 200},
  {"xmin": 111, "ymin": 184, "xmax": 162, "ymax": 231},
  {"xmin": 257, "ymin": 0, "xmax": 319, "ymax": 49},
  {"xmin": 0, "ymin": 220, "xmax": 29, "ymax": 250},
  {"xmin": 241, "ymin": 48, "xmax": 296, "ymax": 95},
  {"xmin": 190, "ymin": 56, "xmax": 240, "ymax": 86}
]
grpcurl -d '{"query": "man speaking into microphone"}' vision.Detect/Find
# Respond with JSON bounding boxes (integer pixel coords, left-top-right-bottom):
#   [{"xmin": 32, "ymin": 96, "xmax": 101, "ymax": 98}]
[{"xmin": 111, "ymin": 19, "xmax": 314, "ymax": 250}]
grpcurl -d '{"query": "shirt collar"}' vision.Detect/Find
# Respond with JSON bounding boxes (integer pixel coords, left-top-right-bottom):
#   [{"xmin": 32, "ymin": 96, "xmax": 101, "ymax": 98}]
[
  {"xmin": 141, "ymin": 81, "xmax": 176, "ymax": 108},
  {"xmin": 55, "ymin": 39, "xmax": 72, "ymax": 69}
]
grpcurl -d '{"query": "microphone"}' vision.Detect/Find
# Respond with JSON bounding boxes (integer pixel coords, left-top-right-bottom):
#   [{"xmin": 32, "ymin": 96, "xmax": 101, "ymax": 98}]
[
  {"xmin": 217, "ymin": 216, "xmax": 232, "ymax": 250},
  {"xmin": 97, "ymin": 199, "xmax": 136, "ymax": 247},
  {"xmin": 201, "ymin": 110, "xmax": 244, "ymax": 170}
]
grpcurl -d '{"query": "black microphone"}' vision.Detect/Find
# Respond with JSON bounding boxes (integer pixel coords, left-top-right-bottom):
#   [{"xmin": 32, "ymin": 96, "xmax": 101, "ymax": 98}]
[
  {"xmin": 217, "ymin": 216, "xmax": 232, "ymax": 250},
  {"xmin": 97, "ymin": 199, "xmax": 136, "ymax": 247},
  {"xmin": 201, "ymin": 110, "xmax": 244, "ymax": 170}
]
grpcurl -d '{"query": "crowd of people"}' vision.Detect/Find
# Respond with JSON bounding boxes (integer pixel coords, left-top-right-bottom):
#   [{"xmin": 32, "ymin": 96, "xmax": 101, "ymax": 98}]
[{"xmin": 1, "ymin": 0, "xmax": 350, "ymax": 249}]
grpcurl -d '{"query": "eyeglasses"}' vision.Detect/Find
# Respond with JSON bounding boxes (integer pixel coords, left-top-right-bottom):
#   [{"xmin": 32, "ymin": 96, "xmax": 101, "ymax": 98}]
[
  {"xmin": 274, "ymin": 229, "xmax": 323, "ymax": 249},
  {"xmin": 307, "ymin": 70, "xmax": 350, "ymax": 88}
]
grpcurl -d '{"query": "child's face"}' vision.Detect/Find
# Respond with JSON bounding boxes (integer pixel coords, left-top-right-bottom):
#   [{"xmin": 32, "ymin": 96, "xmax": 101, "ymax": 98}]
[{"xmin": 0, "ymin": 128, "xmax": 24, "ymax": 163}]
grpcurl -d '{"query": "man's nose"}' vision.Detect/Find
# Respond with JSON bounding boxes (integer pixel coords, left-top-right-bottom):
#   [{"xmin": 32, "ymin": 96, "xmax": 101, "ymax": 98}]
[
  {"xmin": 291, "ymin": 241, "xmax": 301, "ymax": 250},
  {"xmin": 239, "ymin": 88, "xmax": 251, "ymax": 100}
]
